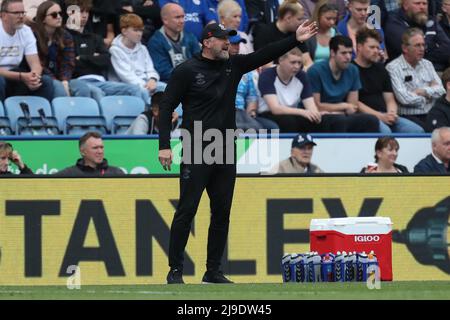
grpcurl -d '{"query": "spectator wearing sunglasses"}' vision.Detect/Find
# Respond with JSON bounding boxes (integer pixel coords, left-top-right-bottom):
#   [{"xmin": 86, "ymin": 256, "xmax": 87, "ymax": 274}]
[
  {"xmin": 31, "ymin": 1, "xmax": 89, "ymax": 97},
  {"xmin": 0, "ymin": 0, "xmax": 54, "ymax": 101},
  {"xmin": 0, "ymin": 142, "xmax": 33, "ymax": 175}
]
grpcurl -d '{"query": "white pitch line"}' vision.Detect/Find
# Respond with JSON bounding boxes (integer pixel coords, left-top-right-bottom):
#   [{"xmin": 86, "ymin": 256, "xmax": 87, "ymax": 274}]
[
  {"xmin": 103, "ymin": 290, "xmax": 315, "ymax": 295},
  {"xmin": 105, "ymin": 290, "xmax": 179, "ymax": 295}
]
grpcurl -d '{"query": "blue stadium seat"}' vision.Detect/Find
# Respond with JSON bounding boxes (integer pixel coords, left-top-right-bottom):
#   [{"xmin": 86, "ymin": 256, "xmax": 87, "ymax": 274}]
[
  {"xmin": 99, "ymin": 96, "xmax": 145, "ymax": 133},
  {"xmin": 16, "ymin": 118, "xmax": 59, "ymax": 136},
  {"xmin": 4, "ymin": 96, "xmax": 58, "ymax": 135},
  {"xmin": 52, "ymin": 97, "xmax": 107, "ymax": 135},
  {"xmin": 111, "ymin": 116, "xmax": 136, "ymax": 134},
  {"xmin": 65, "ymin": 116, "xmax": 108, "ymax": 135},
  {"xmin": 0, "ymin": 101, "xmax": 12, "ymax": 136}
]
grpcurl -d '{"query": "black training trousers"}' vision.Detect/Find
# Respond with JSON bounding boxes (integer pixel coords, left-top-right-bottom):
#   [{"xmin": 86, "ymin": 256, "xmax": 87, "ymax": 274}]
[
  {"xmin": 169, "ymin": 156, "xmax": 237, "ymax": 272},
  {"xmin": 260, "ymin": 112, "xmax": 380, "ymax": 133}
]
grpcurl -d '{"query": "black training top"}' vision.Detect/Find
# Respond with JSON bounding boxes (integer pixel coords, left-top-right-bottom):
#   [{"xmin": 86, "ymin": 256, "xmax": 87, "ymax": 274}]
[{"xmin": 158, "ymin": 34, "xmax": 301, "ymax": 150}]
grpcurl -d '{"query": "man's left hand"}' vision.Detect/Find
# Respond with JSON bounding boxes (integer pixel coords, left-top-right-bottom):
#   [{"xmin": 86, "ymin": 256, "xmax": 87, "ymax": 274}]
[{"xmin": 295, "ymin": 20, "xmax": 318, "ymax": 43}]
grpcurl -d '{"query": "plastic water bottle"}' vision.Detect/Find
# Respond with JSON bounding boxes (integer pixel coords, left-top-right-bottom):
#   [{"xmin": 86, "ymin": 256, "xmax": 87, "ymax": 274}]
[
  {"xmin": 357, "ymin": 251, "xmax": 369, "ymax": 282},
  {"xmin": 321, "ymin": 253, "xmax": 335, "ymax": 282},
  {"xmin": 313, "ymin": 252, "xmax": 323, "ymax": 282},
  {"xmin": 291, "ymin": 253, "xmax": 305, "ymax": 283},
  {"xmin": 281, "ymin": 253, "xmax": 292, "ymax": 282},
  {"xmin": 302, "ymin": 252, "xmax": 310, "ymax": 282},
  {"xmin": 305, "ymin": 252, "xmax": 314, "ymax": 282},
  {"xmin": 307, "ymin": 252, "xmax": 322, "ymax": 282},
  {"xmin": 334, "ymin": 251, "xmax": 346, "ymax": 282},
  {"xmin": 346, "ymin": 251, "xmax": 357, "ymax": 282}
]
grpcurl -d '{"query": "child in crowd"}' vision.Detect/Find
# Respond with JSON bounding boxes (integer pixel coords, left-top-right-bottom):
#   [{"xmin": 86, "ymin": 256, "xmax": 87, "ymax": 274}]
[{"xmin": 110, "ymin": 13, "xmax": 165, "ymax": 105}]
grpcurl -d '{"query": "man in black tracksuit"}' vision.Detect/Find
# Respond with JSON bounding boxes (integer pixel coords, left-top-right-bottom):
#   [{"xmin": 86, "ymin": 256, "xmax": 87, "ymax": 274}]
[{"xmin": 158, "ymin": 22, "xmax": 317, "ymax": 284}]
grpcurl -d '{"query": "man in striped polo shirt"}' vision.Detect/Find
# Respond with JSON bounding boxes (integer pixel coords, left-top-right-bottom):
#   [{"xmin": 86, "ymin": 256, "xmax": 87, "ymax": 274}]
[{"xmin": 386, "ymin": 27, "xmax": 445, "ymax": 132}]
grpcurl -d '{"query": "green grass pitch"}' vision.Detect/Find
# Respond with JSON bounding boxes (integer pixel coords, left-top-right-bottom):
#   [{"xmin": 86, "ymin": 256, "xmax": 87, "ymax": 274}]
[{"xmin": 0, "ymin": 281, "xmax": 448, "ymax": 300}]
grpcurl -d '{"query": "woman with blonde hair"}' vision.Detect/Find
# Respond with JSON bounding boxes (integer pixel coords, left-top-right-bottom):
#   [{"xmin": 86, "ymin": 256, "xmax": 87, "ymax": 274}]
[{"xmin": 217, "ymin": 0, "xmax": 253, "ymax": 54}]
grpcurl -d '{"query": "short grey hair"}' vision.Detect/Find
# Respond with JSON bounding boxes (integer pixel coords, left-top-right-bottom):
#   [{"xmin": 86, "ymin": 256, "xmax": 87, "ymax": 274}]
[
  {"xmin": 401, "ymin": 27, "xmax": 424, "ymax": 46},
  {"xmin": 431, "ymin": 127, "xmax": 450, "ymax": 144},
  {"xmin": 1, "ymin": 0, "xmax": 22, "ymax": 13}
]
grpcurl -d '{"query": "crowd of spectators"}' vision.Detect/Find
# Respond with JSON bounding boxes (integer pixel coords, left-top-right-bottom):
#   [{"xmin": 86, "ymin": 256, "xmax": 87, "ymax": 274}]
[
  {"xmin": 0, "ymin": 0, "xmax": 449, "ymax": 137},
  {"xmin": 0, "ymin": 0, "xmax": 449, "ymax": 147}
]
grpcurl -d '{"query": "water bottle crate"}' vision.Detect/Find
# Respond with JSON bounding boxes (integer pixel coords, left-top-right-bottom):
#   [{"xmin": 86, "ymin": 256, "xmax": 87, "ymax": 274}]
[{"xmin": 281, "ymin": 251, "xmax": 379, "ymax": 283}]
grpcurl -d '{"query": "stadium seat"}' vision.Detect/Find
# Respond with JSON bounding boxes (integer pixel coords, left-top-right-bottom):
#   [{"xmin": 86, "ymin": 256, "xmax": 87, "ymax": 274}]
[
  {"xmin": 52, "ymin": 97, "xmax": 107, "ymax": 135},
  {"xmin": 65, "ymin": 116, "xmax": 108, "ymax": 135},
  {"xmin": 4, "ymin": 96, "xmax": 58, "ymax": 135},
  {"xmin": 111, "ymin": 116, "xmax": 136, "ymax": 134},
  {"xmin": 99, "ymin": 96, "xmax": 145, "ymax": 133},
  {"xmin": 0, "ymin": 101, "xmax": 12, "ymax": 136},
  {"xmin": 16, "ymin": 117, "xmax": 59, "ymax": 136}
]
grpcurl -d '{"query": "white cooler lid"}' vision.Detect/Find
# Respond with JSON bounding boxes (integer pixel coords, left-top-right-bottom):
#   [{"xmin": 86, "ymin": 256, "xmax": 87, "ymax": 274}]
[{"xmin": 310, "ymin": 217, "xmax": 392, "ymax": 234}]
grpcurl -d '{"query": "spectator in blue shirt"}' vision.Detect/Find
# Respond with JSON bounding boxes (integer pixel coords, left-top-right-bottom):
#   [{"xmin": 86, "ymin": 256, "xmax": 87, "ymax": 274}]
[
  {"xmin": 147, "ymin": 3, "xmax": 200, "ymax": 82},
  {"xmin": 336, "ymin": 0, "xmax": 387, "ymax": 61},
  {"xmin": 158, "ymin": 0, "xmax": 212, "ymax": 41},
  {"xmin": 307, "ymin": 35, "xmax": 380, "ymax": 132}
]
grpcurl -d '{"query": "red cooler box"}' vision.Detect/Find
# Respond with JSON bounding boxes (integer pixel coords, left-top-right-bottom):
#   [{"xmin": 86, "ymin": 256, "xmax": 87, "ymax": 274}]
[{"xmin": 310, "ymin": 217, "xmax": 393, "ymax": 281}]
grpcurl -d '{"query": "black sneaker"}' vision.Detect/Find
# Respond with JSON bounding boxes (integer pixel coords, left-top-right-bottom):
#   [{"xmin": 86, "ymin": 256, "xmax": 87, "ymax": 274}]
[
  {"xmin": 167, "ymin": 268, "xmax": 184, "ymax": 284},
  {"xmin": 202, "ymin": 270, "xmax": 233, "ymax": 284}
]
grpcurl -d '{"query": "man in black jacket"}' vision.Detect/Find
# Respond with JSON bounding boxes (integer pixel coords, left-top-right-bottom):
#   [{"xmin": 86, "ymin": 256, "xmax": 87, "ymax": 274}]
[
  {"xmin": 384, "ymin": 0, "xmax": 450, "ymax": 71},
  {"xmin": 56, "ymin": 131, "xmax": 124, "ymax": 176},
  {"xmin": 158, "ymin": 22, "xmax": 317, "ymax": 284},
  {"xmin": 414, "ymin": 127, "xmax": 450, "ymax": 173},
  {"xmin": 427, "ymin": 67, "xmax": 450, "ymax": 130},
  {"xmin": 245, "ymin": 0, "xmax": 279, "ymax": 26}
]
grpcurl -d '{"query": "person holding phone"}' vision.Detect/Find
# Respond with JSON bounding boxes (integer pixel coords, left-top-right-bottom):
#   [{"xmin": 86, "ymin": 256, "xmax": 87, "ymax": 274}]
[{"xmin": 0, "ymin": 141, "xmax": 33, "ymax": 175}]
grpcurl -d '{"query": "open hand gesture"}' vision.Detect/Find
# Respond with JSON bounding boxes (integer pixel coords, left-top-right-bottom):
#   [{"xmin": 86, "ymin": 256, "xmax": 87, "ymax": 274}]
[{"xmin": 296, "ymin": 20, "xmax": 318, "ymax": 43}]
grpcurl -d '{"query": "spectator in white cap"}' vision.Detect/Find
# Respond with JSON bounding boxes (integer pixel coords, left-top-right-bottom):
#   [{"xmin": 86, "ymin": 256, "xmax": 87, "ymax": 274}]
[{"xmin": 269, "ymin": 134, "xmax": 323, "ymax": 174}]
